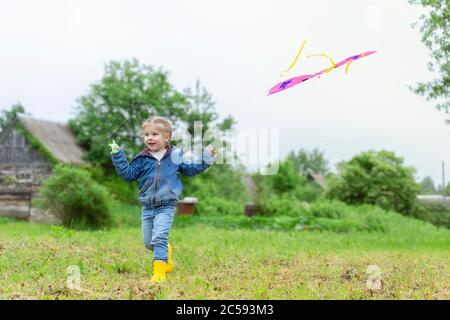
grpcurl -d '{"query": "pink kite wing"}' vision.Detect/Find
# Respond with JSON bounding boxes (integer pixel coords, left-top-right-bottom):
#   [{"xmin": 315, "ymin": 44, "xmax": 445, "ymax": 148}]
[
  {"xmin": 333, "ymin": 50, "xmax": 377, "ymax": 69},
  {"xmin": 267, "ymin": 74, "xmax": 315, "ymax": 95}
]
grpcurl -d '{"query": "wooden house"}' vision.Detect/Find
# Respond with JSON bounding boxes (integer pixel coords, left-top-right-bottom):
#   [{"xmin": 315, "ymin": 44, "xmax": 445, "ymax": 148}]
[
  {"xmin": 0, "ymin": 114, "xmax": 86, "ymax": 222},
  {"xmin": 306, "ymin": 171, "xmax": 327, "ymax": 189}
]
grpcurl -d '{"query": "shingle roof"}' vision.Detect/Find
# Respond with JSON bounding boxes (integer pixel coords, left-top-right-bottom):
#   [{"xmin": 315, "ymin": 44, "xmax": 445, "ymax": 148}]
[
  {"xmin": 307, "ymin": 172, "xmax": 327, "ymax": 189},
  {"xmin": 16, "ymin": 115, "xmax": 86, "ymax": 164}
]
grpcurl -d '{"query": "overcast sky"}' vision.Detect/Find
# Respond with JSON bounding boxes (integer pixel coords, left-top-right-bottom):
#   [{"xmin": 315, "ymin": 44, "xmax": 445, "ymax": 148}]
[{"xmin": 1, "ymin": 0, "xmax": 449, "ymax": 186}]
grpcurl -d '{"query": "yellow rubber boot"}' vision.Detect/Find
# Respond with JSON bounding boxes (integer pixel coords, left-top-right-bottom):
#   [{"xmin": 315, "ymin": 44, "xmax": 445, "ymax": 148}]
[
  {"xmin": 150, "ymin": 260, "xmax": 167, "ymax": 283},
  {"xmin": 167, "ymin": 243, "xmax": 173, "ymax": 273}
]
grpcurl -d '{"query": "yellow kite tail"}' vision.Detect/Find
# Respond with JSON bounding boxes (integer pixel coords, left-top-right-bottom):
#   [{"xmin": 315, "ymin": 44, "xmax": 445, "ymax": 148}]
[
  {"xmin": 280, "ymin": 40, "xmax": 308, "ymax": 78},
  {"xmin": 345, "ymin": 61, "xmax": 353, "ymax": 74},
  {"xmin": 306, "ymin": 52, "xmax": 337, "ymax": 74}
]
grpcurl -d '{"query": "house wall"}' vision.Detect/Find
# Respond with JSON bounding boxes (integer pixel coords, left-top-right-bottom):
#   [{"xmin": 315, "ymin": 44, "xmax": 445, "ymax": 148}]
[
  {"xmin": 0, "ymin": 128, "xmax": 52, "ymax": 220},
  {"xmin": 0, "ymin": 128, "xmax": 52, "ymax": 184}
]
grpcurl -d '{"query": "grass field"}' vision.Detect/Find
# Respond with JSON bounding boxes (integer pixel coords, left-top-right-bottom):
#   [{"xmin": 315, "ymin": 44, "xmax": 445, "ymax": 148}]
[{"xmin": 0, "ymin": 204, "xmax": 449, "ymax": 300}]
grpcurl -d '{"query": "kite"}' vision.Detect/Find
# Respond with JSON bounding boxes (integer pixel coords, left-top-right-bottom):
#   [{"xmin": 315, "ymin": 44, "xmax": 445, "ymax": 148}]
[{"xmin": 268, "ymin": 49, "xmax": 377, "ymax": 95}]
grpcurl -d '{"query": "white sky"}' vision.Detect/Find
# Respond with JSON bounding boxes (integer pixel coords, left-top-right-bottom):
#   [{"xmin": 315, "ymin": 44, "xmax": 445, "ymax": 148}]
[{"xmin": 1, "ymin": 0, "xmax": 449, "ymax": 186}]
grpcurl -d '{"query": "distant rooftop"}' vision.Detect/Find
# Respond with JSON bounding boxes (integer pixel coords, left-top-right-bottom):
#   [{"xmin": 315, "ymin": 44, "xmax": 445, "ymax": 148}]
[{"xmin": 15, "ymin": 114, "xmax": 86, "ymax": 164}]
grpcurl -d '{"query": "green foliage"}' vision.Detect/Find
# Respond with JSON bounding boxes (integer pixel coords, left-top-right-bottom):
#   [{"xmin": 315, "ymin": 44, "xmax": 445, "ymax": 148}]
[
  {"xmin": 254, "ymin": 157, "xmax": 325, "ymax": 204},
  {"xmin": 196, "ymin": 197, "xmax": 243, "ymax": 216},
  {"xmin": 15, "ymin": 122, "xmax": 59, "ymax": 167},
  {"xmin": 108, "ymin": 201, "xmax": 141, "ymax": 228},
  {"xmin": 174, "ymin": 199, "xmax": 442, "ymax": 234},
  {"xmin": 32, "ymin": 164, "xmax": 112, "ymax": 229},
  {"xmin": 308, "ymin": 199, "xmax": 347, "ymax": 219},
  {"xmin": 0, "ymin": 105, "xmax": 58, "ymax": 169},
  {"xmin": 413, "ymin": 201, "xmax": 450, "ymax": 228},
  {"xmin": 81, "ymin": 163, "xmax": 139, "ymax": 205},
  {"xmin": 439, "ymin": 182, "xmax": 450, "ymax": 196},
  {"xmin": 409, "ymin": 0, "xmax": 449, "ymax": 119},
  {"xmin": 174, "ymin": 214, "xmax": 306, "ymax": 231},
  {"xmin": 256, "ymin": 193, "xmax": 309, "ymax": 217},
  {"xmin": 69, "ymin": 59, "xmax": 187, "ymax": 167},
  {"xmin": 286, "ymin": 148, "xmax": 329, "ymax": 175},
  {"xmin": 419, "ymin": 176, "xmax": 436, "ymax": 194},
  {"xmin": 0, "ymin": 103, "xmax": 25, "ymax": 132},
  {"xmin": 250, "ymin": 196, "xmax": 391, "ymax": 233},
  {"xmin": 182, "ymin": 79, "xmax": 218, "ymax": 137},
  {"xmin": 326, "ymin": 150, "xmax": 420, "ymax": 215},
  {"xmin": 270, "ymin": 160, "xmax": 302, "ymax": 193},
  {"xmin": 308, "ymin": 201, "xmax": 389, "ymax": 233},
  {"xmin": 180, "ymin": 164, "xmax": 250, "ymax": 205},
  {"xmin": 69, "ymin": 59, "xmax": 236, "ymax": 169},
  {"xmin": 291, "ymin": 178, "xmax": 324, "ymax": 203}
]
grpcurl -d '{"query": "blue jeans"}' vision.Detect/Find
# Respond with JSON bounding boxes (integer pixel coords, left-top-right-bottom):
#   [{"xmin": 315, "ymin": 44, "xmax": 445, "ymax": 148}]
[{"xmin": 141, "ymin": 205, "xmax": 176, "ymax": 262}]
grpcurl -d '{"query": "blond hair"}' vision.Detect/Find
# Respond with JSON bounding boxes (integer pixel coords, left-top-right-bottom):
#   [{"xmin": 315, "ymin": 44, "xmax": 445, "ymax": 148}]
[{"xmin": 141, "ymin": 116, "xmax": 173, "ymax": 146}]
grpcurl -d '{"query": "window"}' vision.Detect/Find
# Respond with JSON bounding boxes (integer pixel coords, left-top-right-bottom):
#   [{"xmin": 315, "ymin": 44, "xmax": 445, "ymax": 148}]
[{"xmin": 14, "ymin": 132, "xmax": 25, "ymax": 147}]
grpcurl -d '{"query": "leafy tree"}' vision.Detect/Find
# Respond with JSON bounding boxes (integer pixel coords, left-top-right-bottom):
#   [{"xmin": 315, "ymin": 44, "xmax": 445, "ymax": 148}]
[
  {"xmin": 183, "ymin": 79, "xmax": 227, "ymax": 136},
  {"xmin": 286, "ymin": 148, "xmax": 329, "ymax": 175},
  {"xmin": 0, "ymin": 103, "xmax": 26, "ymax": 132},
  {"xmin": 270, "ymin": 160, "xmax": 302, "ymax": 194},
  {"xmin": 69, "ymin": 59, "xmax": 234, "ymax": 168},
  {"xmin": 419, "ymin": 176, "xmax": 436, "ymax": 194},
  {"xmin": 69, "ymin": 59, "xmax": 186, "ymax": 167},
  {"xmin": 180, "ymin": 79, "xmax": 236, "ymax": 154},
  {"xmin": 409, "ymin": 0, "xmax": 449, "ymax": 122},
  {"xmin": 326, "ymin": 150, "xmax": 420, "ymax": 215}
]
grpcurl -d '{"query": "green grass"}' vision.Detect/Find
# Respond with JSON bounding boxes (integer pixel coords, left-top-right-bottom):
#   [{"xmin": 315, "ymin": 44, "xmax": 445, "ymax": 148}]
[{"xmin": 0, "ymin": 204, "xmax": 449, "ymax": 299}]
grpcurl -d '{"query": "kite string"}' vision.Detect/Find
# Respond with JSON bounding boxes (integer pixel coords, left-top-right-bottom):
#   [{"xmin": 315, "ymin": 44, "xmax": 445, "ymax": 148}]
[{"xmin": 107, "ymin": 109, "xmax": 151, "ymax": 143}]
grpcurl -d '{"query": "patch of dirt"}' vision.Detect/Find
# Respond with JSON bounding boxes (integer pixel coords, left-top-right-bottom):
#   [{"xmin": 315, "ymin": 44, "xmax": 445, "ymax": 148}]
[{"xmin": 341, "ymin": 267, "xmax": 362, "ymax": 281}]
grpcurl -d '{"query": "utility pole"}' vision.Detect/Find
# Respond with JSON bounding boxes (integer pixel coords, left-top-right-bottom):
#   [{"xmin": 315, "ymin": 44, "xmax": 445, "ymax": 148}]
[{"xmin": 442, "ymin": 161, "xmax": 446, "ymax": 200}]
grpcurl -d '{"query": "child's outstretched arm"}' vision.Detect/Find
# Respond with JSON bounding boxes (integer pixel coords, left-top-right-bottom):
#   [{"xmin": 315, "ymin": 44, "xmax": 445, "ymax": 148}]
[
  {"xmin": 110, "ymin": 140, "xmax": 142, "ymax": 181},
  {"xmin": 178, "ymin": 145, "xmax": 216, "ymax": 177}
]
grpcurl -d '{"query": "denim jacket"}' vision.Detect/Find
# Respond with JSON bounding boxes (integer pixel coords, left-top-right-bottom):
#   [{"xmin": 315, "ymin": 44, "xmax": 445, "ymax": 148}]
[{"xmin": 111, "ymin": 145, "xmax": 214, "ymax": 208}]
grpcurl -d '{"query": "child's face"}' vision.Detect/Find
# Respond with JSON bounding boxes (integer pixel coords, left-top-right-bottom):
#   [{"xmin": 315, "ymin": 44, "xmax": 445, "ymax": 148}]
[{"xmin": 143, "ymin": 123, "xmax": 170, "ymax": 152}]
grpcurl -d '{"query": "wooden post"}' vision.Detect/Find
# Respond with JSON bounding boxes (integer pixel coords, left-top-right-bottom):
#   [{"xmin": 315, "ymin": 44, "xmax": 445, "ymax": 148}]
[
  {"xmin": 443, "ymin": 161, "xmax": 446, "ymax": 201},
  {"xmin": 244, "ymin": 203, "xmax": 257, "ymax": 217}
]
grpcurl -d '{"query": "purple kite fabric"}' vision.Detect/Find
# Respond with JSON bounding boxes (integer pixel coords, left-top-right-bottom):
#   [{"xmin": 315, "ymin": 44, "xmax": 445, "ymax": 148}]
[{"xmin": 268, "ymin": 50, "xmax": 377, "ymax": 95}]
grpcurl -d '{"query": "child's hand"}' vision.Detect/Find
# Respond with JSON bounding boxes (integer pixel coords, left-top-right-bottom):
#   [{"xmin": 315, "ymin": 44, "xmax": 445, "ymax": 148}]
[
  {"xmin": 109, "ymin": 140, "xmax": 121, "ymax": 154},
  {"xmin": 206, "ymin": 145, "xmax": 216, "ymax": 157}
]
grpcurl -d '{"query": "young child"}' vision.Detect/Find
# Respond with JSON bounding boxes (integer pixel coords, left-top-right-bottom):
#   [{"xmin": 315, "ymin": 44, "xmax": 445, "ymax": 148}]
[{"xmin": 109, "ymin": 116, "xmax": 216, "ymax": 283}]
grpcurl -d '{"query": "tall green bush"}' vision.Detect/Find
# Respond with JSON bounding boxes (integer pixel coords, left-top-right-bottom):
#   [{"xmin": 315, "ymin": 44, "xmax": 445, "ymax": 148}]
[
  {"xmin": 32, "ymin": 164, "xmax": 112, "ymax": 228},
  {"xmin": 412, "ymin": 202, "xmax": 450, "ymax": 228},
  {"xmin": 256, "ymin": 193, "xmax": 309, "ymax": 217},
  {"xmin": 81, "ymin": 163, "xmax": 139, "ymax": 205},
  {"xmin": 326, "ymin": 150, "xmax": 420, "ymax": 215}
]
